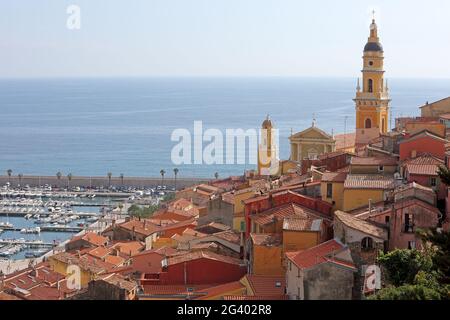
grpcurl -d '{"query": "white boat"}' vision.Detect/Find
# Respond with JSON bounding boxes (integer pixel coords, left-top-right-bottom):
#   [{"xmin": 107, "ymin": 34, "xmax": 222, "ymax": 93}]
[{"xmin": 24, "ymin": 214, "xmax": 33, "ymax": 220}]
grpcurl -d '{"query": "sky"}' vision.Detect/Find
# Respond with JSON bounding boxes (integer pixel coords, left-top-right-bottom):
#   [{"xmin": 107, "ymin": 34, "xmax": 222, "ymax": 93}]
[{"xmin": 1, "ymin": 0, "xmax": 450, "ymax": 78}]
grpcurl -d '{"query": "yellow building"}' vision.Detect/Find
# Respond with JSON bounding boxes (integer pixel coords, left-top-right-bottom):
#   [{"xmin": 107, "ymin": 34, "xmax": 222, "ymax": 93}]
[
  {"xmin": 249, "ymin": 233, "xmax": 284, "ymax": 276},
  {"xmin": 258, "ymin": 115, "xmax": 279, "ymax": 176},
  {"xmin": 420, "ymin": 97, "xmax": 450, "ymax": 117},
  {"xmin": 289, "ymin": 120, "xmax": 335, "ymax": 161},
  {"xmin": 282, "ymin": 216, "xmax": 324, "ymax": 252},
  {"xmin": 354, "ymin": 17, "xmax": 390, "ymax": 147},
  {"xmin": 49, "ymin": 252, "xmax": 108, "ymax": 287},
  {"xmin": 342, "ymin": 174, "xmax": 395, "ymax": 211},
  {"xmin": 321, "ymin": 171, "xmax": 348, "ymax": 211}
]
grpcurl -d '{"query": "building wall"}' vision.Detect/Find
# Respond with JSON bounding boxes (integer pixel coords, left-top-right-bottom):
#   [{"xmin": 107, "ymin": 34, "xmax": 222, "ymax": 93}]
[
  {"xmin": 131, "ymin": 252, "xmax": 165, "ymax": 274},
  {"xmin": 157, "ymin": 258, "xmax": 246, "ymax": 285},
  {"xmin": 405, "ymin": 173, "xmax": 446, "ymax": 200},
  {"xmin": 350, "ymin": 164, "xmax": 397, "ymax": 174},
  {"xmin": 321, "ymin": 182, "xmax": 345, "ymax": 211},
  {"xmin": 252, "ymin": 245, "xmax": 284, "ymax": 276},
  {"xmin": 48, "ymin": 258, "xmax": 93, "ymax": 287},
  {"xmin": 303, "ymin": 263, "xmax": 355, "ymax": 300},
  {"xmin": 421, "ymin": 98, "xmax": 450, "ymax": 117},
  {"xmin": 405, "ymin": 122, "xmax": 445, "ymax": 137},
  {"xmin": 399, "ymin": 137, "xmax": 445, "ymax": 161},
  {"xmin": 282, "ymin": 231, "xmax": 320, "ymax": 253},
  {"xmin": 389, "ymin": 201, "xmax": 440, "ymax": 250},
  {"xmin": 343, "ymin": 189, "xmax": 385, "ymax": 211}
]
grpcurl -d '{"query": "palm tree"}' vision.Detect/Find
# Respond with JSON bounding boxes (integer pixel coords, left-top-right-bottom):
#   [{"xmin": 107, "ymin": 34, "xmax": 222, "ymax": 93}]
[
  {"xmin": 67, "ymin": 173, "xmax": 73, "ymax": 189},
  {"xmin": 160, "ymin": 169, "xmax": 166, "ymax": 186},
  {"xmin": 173, "ymin": 168, "xmax": 179, "ymax": 190},
  {"xmin": 18, "ymin": 173, "xmax": 23, "ymax": 186},
  {"xmin": 214, "ymin": 172, "xmax": 219, "ymax": 180},
  {"xmin": 120, "ymin": 173, "xmax": 124, "ymax": 186},
  {"xmin": 56, "ymin": 171, "xmax": 62, "ymax": 188},
  {"xmin": 107, "ymin": 172, "xmax": 112, "ymax": 188},
  {"xmin": 6, "ymin": 169, "xmax": 12, "ymax": 184}
]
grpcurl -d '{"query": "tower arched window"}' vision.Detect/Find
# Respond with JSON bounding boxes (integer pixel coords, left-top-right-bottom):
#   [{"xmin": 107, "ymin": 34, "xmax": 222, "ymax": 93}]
[
  {"xmin": 368, "ymin": 79, "xmax": 373, "ymax": 93},
  {"xmin": 382, "ymin": 118, "xmax": 386, "ymax": 132},
  {"xmin": 365, "ymin": 118, "xmax": 372, "ymax": 129}
]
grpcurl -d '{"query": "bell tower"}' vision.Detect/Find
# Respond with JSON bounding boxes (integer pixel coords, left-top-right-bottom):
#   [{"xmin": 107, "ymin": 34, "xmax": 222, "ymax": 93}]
[{"xmin": 354, "ymin": 14, "xmax": 390, "ymax": 147}]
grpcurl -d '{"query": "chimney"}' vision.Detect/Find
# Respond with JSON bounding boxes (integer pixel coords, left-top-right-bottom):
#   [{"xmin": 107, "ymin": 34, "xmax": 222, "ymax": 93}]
[{"xmin": 368, "ymin": 199, "xmax": 372, "ymax": 214}]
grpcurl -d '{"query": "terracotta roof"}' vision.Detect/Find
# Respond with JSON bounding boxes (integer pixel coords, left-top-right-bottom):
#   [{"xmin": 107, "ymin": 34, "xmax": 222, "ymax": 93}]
[
  {"xmin": 286, "ymin": 239, "xmax": 356, "ymax": 270},
  {"xmin": 399, "ymin": 130, "xmax": 447, "ymax": 143},
  {"xmin": 0, "ymin": 292, "xmax": 21, "ymax": 300},
  {"xmin": 50, "ymin": 252, "xmax": 113, "ymax": 274},
  {"xmin": 104, "ymin": 254, "xmax": 127, "ymax": 266},
  {"xmin": 195, "ymin": 281, "xmax": 245, "ymax": 300},
  {"xmin": 244, "ymin": 275, "xmax": 285, "ymax": 296},
  {"xmin": 213, "ymin": 230, "xmax": 241, "ymax": 244},
  {"xmin": 195, "ymin": 222, "xmax": 230, "ymax": 234},
  {"xmin": 69, "ymin": 232, "xmax": 108, "ymax": 247},
  {"xmin": 99, "ymin": 273, "xmax": 137, "ymax": 292},
  {"xmin": 251, "ymin": 203, "xmax": 329, "ymax": 226},
  {"xmin": 344, "ymin": 174, "xmax": 396, "ymax": 190},
  {"xmin": 111, "ymin": 241, "xmax": 144, "ymax": 256},
  {"xmin": 351, "ymin": 156, "xmax": 398, "ymax": 166},
  {"xmin": 403, "ymin": 154, "xmax": 444, "ymax": 176},
  {"xmin": 250, "ymin": 233, "xmax": 282, "ymax": 246},
  {"xmin": 439, "ymin": 113, "xmax": 450, "ymax": 120},
  {"xmin": 119, "ymin": 219, "xmax": 161, "ymax": 237},
  {"xmin": 143, "ymin": 284, "xmax": 212, "ymax": 296},
  {"xmin": 334, "ymin": 211, "xmax": 388, "ymax": 240},
  {"xmin": 321, "ymin": 171, "xmax": 348, "ymax": 183},
  {"xmin": 283, "ymin": 217, "xmax": 323, "ymax": 232},
  {"xmin": 165, "ymin": 250, "xmax": 244, "ymax": 266}
]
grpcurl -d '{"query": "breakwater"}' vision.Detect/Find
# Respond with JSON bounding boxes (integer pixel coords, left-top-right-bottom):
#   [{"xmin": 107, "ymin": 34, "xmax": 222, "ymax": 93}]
[{"xmin": 0, "ymin": 175, "xmax": 211, "ymax": 189}]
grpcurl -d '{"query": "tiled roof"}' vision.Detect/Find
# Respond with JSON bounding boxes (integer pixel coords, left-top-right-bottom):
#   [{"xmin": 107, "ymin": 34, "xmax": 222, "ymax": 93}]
[
  {"xmin": 87, "ymin": 246, "xmax": 112, "ymax": 259},
  {"xmin": 244, "ymin": 275, "xmax": 285, "ymax": 296},
  {"xmin": 111, "ymin": 241, "xmax": 144, "ymax": 256},
  {"xmin": 69, "ymin": 232, "xmax": 108, "ymax": 247},
  {"xmin": 334, "ymin": 211, "xmax": 388, "ymax": 240},
  {"xmin": 344, "ymin": 174, "xmax": 396, "ymax": 190},
  {"xmin": 251, "ymin": 203, "xmax": 328, "ymax": 226},
  {"xmin": 399, "ymin": 130, "xmax": 447, "ymax": 143},
  {"xmin": 286, "ymin": 239, "xmax": 356, "ymax": 270},
  {"xmin": 99, "ymin": 274, "xmax": 137, "ymax": 292},
  {"xmin": 104, "ymin": 254, "xmax": 126, "ymax": 266},
  {"xmin": 351, "ymin": 156, "xmax": 398, "ymax": 166},
  {"xmin": 250, "ymin": 233, "xmax": 282, "ymax": 246},
  {"xmin": 143, "ymin": 284, "xmax": 212, "ymax": 296},
  {"xmin": 403, "ymin": 154, "xmax": 444, "ymax": 176},
  {"xmin": 50, "ymin": 252, "xmax": 113, "ymax": 274},
  {"xmin": 119, "ymin": 219, "xmax": 161, "ymax": 236},
  {"xmin": 321, "ymin": 171, "xmax": 348, "ymax": 183},
  {"xmin": 195, "ymin": 281, "xmax": 245, "ymax": 300},
  {"xmin": 213, "ymin": 230, "xmax": 241, "ymax": 244},
  {"xmin": 283, "ymin": 217, "xmax": 323, "ymax": 232},
  {"xmin": 166, "ymin": 250, "xmax": 244, "ymax": 266}
]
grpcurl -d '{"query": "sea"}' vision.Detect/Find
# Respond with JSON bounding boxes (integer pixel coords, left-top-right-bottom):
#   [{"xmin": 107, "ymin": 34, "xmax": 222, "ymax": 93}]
[{"xmin": 0, "ymin": 77, "xmax": 449, "ymax": 178}]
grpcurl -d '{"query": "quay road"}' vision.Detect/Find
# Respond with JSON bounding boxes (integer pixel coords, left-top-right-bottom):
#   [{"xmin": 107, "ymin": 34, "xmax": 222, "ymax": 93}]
[
  {"xmin": 0, "ymin": 175, "xmax": 211, "ymax": 189},
  {"xmin": 1, "ymin": 225, "xmax": 84, "ymax": 233}
]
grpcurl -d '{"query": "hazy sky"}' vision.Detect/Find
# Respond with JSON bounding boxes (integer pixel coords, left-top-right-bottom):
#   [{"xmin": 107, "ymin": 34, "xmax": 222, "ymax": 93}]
[{"xmin": 1, "ymin": 0, "xmax": 450, "ymax": 78}]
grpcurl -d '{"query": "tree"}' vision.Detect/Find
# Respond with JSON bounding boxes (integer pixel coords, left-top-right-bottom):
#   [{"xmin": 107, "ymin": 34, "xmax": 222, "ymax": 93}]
[
  {"xmin": 418, "ymin": 228, "xmax": 450, "ymax": 284},
  {"xmin": 214, "ymin": 172, "xmax": 219, "ymax": 180},
  {"xmin": 437, "ymin": 165, "xmax": 450, "ymax": 186},
  {"xmin": 56, "ymin": 171, "xmax": 62, "ymax": 188},
  {"xmin": 160, "ymin": 169, "xmax": 166, "ymax": 186},
  {"xmin": 127, "ymin": 204, "xmax": 159, "ymax": 219},
  {"xmin": 18, "ymin": 173, "xmax": 23, "ymax": 186},
  {"xmin": 120, "ymin": 173, "xmax": 124, "ymax": 186},
  {"xmin": 6, "ymin": 169, "xmax": 12, "ymax": 184},
  {"xmin": 107, "ymin": 172, "xmax": 112, "ymax": 188},
  {"xmin": 67, "ymin": 173, "xmax": 73, "ymax": 189},
  {"xmin": 173, "ymin": 168, "xmax": 179, "ymax": 190},
  {"xmin": 377, "ymin": 249, "xmax": 433, "ymax": 286}
]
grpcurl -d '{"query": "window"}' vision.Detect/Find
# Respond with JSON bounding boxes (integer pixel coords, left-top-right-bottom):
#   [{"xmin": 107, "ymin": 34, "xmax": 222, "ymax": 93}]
[
  {"xmin": 408, "ymin": 241, "xmax": 416, "ymax": 249},
  {"xmin": 365, "ymin": 118, "xmax": 372, "ymax": 129},
  {"xmin": 368, "ymin": 79, "xmax": 373, "ymax": 93},
  {"xmin": 361, "ymin": 237, "xmax": 374, "ymax": 250},
  {"xmin": 404, "ymin": 213, "xmax": 414, "ymax": 233},
  {"xmin": 240, "ymin": 220, "xmax": 245, "ymax": 232},
  {"xmin": 378, "ymin": 165, "xmax": 384, "ymax": 172},
  {"xmin": 382, "ymin": 118, "xmax": 386, "ymax": 132},
  {"xmin": 369, "ymin": 61, "xmax": 374, "ymax": 66},
  {"xmin": 385, "ymin": 216, "xmax": 390, "ymax": 224},
  {"xmin": 430, "ymin": 177, "xmax": 437, "ymax": 187},
  {"xmin": 326, "ymin": 183, "xmax": 333, "ymax": 198}
]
